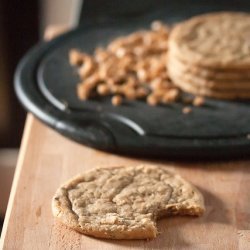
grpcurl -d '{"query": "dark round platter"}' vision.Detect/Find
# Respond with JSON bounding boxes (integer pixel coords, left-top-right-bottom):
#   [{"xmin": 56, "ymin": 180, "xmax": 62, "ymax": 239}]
[{"xmin": 15, "ymin": 1, "xmax": 250, "ymax": 159}]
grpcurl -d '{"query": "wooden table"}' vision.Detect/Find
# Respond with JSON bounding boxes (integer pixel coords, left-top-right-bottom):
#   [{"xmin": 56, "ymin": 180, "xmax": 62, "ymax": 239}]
[{"xmin": 1, "ymin": 114, "xmax": 250, "ymax": 249}]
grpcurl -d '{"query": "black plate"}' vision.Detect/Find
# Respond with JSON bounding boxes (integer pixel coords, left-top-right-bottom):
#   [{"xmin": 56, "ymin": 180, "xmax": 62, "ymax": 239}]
[{"xmin": 15, "ymin": 2, "xmax": 250, "ymax": 159}]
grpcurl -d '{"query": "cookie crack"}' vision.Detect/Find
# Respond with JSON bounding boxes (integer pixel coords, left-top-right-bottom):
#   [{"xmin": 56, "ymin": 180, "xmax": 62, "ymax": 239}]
[{"xmin": 65, "ymin": 188, "xmax": 80, "ymax": 221}]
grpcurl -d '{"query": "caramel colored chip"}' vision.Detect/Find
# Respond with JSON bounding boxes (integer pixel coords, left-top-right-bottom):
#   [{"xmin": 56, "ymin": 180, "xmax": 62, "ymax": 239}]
[
  {"xmin": 111, "ymin": 95, "xmax": 123, "ymax": 106},
  {"xmin": 182, "ymin": 107, "xmax": 192, "ymax": 114}
]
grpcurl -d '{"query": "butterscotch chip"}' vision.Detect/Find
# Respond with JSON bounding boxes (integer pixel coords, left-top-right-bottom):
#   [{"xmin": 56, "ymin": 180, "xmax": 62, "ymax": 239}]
[
  {"xmin": 182, "ymin": 107, "xmax": 192, "ymax": 114},
  {"xmin": 69, "ymin": 49, "xmax": 85, "ymax": 66},
  {"xmin": 162, "ymin": 88, "xmax": 180, "ymax": 103},
  {"xmin": 52, "ymin": 165, "xmax": 205, "ymax": 239},
  {"xmin": 123, "ymin": 88, "xmax": 137, "ymax": 100},
  {"xmin": 111, "ymin": 95, "xmax": 123, "ymax": 106},
  {"xmin": 150, "ymin": 78, "xmax": 171, "ymax": 90},
  {"xmin": 77, "ymin": 55, "xmax": 96, "ymax": 78},
  {"xmin": 193, "ymin": 96, "xmax": 205, "ymax": 107},
  {"xmin": 97, "ymin": 84, "xmax": 110, "ymax": 96},
  {"xmin": 137, "ymin": 68, "xmax": 149, "ymax": 82},
  {"xmin": 147, "ymin": 94, "xmax": 159, "ymax": 106}
]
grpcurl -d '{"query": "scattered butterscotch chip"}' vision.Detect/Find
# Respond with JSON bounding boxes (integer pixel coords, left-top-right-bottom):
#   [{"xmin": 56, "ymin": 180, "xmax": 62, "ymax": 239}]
[
  {"xmin": 137, "ymin": 68, "xmax": 148, "ymax": 82},
  {"xmin": 77, "ymin": 84, "xmax": 90, "ymax": 100},
  {"xmin": 123, "ymin": 88, "xmax": 137, "ymax": 100},
  {"xmin": 193, "ymin": 96, "xmax": 205, "ymax": 106},
  {"xmin": 97, "ymin": 84, "xmax": 110, "ymax": 96},
  {"xmin": 78, "ymin": 56, "xmax": 95, "ymax": 78},
  {"xmin": 52, "ymin": 165, "xmax": 205, "ymax": 239},
  {"xmin": 162, "ymin": 88, "xmax": 180, "ymax": 103},
  {"xmin": 182, "ymin": 106, "xmax": 192, "ymax": 114},
  {"xmin": 69, "ymin": 49, "xmax": 85, "ymax": 66},
  {"xmin": 112, "ymin": 95, "xmax": 123, "ymax": 106}
]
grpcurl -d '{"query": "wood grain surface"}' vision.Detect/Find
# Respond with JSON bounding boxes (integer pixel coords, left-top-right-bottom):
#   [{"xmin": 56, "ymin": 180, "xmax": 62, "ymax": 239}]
[{"xmin": 1, "ymin": 114, "xmax": 250, "ymax": 249}]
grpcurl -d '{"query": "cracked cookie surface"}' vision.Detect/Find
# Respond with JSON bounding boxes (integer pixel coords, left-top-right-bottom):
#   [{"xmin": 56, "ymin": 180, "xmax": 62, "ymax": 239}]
[
  {"xmin": 169, "ymin": 12, "xmax": 250, "ymax": 69},
  {"xmin": 52, "ymin": 165, "xmax": 204, "ymax": 239}
]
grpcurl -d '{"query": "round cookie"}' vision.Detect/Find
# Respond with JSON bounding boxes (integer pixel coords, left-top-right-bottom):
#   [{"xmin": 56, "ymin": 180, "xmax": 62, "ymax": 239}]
[
  {"xmin": 52, "ymin": 165, "xmax": 205, "ymax": 240},
  {"xmin": 169, "ymin": 12, "xmax": 250, "ymax": 69}
]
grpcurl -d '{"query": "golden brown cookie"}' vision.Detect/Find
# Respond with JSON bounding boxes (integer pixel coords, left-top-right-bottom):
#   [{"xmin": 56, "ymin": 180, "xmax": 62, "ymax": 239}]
[
  {"xmin": 52, "ymin": 165, "xmax": 205, "ymax": 239},
  {"xmin": 169, "ymin": 12, "xmax": 250, "ymax": 69}
]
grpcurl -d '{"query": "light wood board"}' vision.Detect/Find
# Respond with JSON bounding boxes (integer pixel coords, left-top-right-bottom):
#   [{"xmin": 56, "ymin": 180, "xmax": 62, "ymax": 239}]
[{"xmin": 1, "ymin": 114, "xmax": 250, "ymax": 249}]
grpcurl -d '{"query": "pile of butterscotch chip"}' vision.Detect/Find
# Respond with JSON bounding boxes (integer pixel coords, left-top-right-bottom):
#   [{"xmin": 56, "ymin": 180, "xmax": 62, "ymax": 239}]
[
  {"xmin": 168, "ymin": 12, "xmax": 250, "ymax": 99},
  {"xmin": 69, "ymin": 21, "xmax": 203, "ymax": 109}
]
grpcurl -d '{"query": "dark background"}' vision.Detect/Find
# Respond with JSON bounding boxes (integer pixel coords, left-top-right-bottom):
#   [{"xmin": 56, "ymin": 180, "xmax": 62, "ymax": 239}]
[{"xmin": 0, "ymin": 0, "xmax": 39, "ymax": 147}]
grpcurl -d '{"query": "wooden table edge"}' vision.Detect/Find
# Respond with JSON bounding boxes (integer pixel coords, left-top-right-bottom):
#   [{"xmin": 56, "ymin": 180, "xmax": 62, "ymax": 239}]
[
  {"xmin": 0, "ymin": 114, "xmax": 34, "ymax": 248},
  {"xmin": 0, "ymin": 28, "xmax": 70, "ymax": 247}
]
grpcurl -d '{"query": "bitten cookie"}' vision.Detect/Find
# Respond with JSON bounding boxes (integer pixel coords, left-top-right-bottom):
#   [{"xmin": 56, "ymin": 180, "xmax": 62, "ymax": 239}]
[{"xmin": 52, "ymin": 165, "xmax": 205, "ymax": 240}]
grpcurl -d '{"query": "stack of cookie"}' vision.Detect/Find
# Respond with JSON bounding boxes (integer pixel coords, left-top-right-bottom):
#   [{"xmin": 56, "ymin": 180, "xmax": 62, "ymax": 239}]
[{"xmin": 168, "ymin": 12, "xmax": 250, "ymax": 99}]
